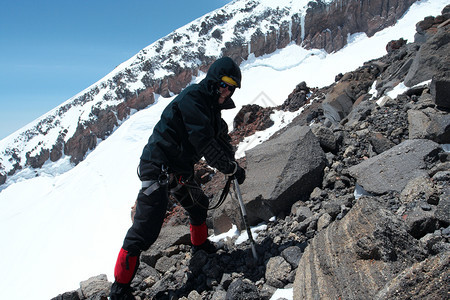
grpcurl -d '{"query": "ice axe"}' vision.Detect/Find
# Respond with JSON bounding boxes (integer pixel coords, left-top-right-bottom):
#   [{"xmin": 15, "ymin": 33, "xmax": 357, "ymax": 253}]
[{"xmin": 232, "ymin": 178, "xmax": 258, "ymax": 260}]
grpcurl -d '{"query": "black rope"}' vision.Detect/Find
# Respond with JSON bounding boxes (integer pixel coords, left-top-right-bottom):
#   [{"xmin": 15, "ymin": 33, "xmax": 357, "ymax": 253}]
[
  {"xmin": 175, "ymin": 176, "xmax": 232, "ymax": 210},
  {"xmin": 208, "ymin": 176, "xmax": 232, "ymax": 210}
]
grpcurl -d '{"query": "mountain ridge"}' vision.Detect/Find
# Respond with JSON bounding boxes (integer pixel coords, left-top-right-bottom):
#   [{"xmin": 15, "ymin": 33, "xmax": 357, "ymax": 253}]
[{"xmin": 0, "ymin": 0, "xmax": 418, "ymax": 187}]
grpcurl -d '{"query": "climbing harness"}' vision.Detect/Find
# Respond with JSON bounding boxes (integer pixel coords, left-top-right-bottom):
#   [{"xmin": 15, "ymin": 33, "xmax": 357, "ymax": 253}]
[
  {"xmin": 141, "ymin": 165, "xmax": 169, "ymax": 196},
  {"xmin": 140, "ymin": 164, "xmax": 232, "ymax": 211}
]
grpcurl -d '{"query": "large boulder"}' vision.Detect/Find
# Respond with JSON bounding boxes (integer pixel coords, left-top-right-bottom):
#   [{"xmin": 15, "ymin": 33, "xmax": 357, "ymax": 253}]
[
  {"xmin": 293, "ymin": 196, "xmax": 427, "ymax": 300},
  {"xmin": 213, "ymin": 125, "xmax": 326, "ymax": 231},
  {"xmin": 241, "ymin": 125, "xmax": 326, "ymax": 225},
  {"xmin": 348, "ymin": 139, "xmax": 441, "ymax": 195}
]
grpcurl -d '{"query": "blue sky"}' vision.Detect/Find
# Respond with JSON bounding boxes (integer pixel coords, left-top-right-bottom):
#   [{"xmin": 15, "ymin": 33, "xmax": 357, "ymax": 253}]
[{"xmin": 0, "ymin": 0, "xmax": 232, "ymax": 140}]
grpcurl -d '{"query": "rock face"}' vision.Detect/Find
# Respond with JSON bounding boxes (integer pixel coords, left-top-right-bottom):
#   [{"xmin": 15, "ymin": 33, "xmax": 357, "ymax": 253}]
[
  {"xmin": 303, "ymin": 0, "xmax": 416, "ymax": 53},
  {"xmin": 294, "ymin": 196, "xmax": 427, "ymax": 300}
]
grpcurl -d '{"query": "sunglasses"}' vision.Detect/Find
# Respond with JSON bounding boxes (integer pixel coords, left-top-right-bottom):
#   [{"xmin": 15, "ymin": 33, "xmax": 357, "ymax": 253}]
[{"xmin": 219, "ymin": 81, "xmax": 236, "ymax": 92}]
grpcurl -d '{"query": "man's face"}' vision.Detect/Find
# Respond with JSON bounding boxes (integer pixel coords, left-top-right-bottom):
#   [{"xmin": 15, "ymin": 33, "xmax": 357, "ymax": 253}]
[{"xmin": 218, "ymin": 81, "xmax": 236, "ymax": 104}]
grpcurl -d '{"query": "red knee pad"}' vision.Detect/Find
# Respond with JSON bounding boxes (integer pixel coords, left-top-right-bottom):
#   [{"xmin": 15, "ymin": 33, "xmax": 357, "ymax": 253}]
[
  {"xmin": 190, "ymin": 222, "xmax": 207, "ymax": 246},
  {"xmin": 114, "ymin": 248, "xmax": 138, "ymax": 284}
]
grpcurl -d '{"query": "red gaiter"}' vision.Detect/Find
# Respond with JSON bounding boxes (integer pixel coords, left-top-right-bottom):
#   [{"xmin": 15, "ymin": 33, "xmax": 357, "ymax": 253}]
[
  {"xmin": 114, "ymin": 248, "xmax": 138, "ymax": 284},
  {"xmin": 190, "ymin": 222, "xmax": 208, "ymax": 246}
]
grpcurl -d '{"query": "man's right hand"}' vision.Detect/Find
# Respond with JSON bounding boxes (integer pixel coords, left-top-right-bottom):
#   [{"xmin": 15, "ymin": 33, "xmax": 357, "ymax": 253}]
[{"xmin": 234, "ymin": 165, "xmax": 246, "ymax": 185}]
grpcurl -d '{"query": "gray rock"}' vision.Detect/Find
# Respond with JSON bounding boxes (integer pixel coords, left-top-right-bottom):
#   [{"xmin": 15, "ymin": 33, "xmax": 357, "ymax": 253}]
[
  {"xmin": 187, "ymin": 290, "xmax": 202, "ymax": 300},
  {"xmin": 211, "ymin": 290, "xmax": 227, "ymax": 300},
  {"xmin": 408, "ymin": 109, "xmax": 450, "ymax": 143},
  {"xmin": 400, "ymin": 173, "xmax": 435, "ymax": 204},
  {"xmin": 155, "ymin": 255, "xmax": 178, "ymax": 274},
  {"xmin": 79, "ymin": 274, "xmax": 111, "ymax": 299},
  {"xmin": 265, "ymin": 256, "xmax": 292, "ymax": 288},
  {"xmin": 317, "ymin": 213, "xmax": 332, "ymax": 231},
  {"xmin": 348, "ymin": 139, "xmax": 441, "ymax": 194},
  {"xmin": 322, "ymin": 199, "xmax": 346, "ymax": 219},
  {"xmin": 281, "ymin": 246, "xmax": 303, "ymax": 269},
  {"xmin": 140, "ymin": 225, "xmax": 190, "ymax": 267},
  {"xmin": 310, "ymin": 123, "xmax": 337, "ymax": 152},
  {"xmin": 290, "ymin": 202, "xmax": 313, "ymax": 222},
  {"xmin": 225, "ymin": 278, "xmax": 260, "ymax": 300},
  {"xmin": 343, "ymin": 100, "xmax": 375, "ymax": 129}
]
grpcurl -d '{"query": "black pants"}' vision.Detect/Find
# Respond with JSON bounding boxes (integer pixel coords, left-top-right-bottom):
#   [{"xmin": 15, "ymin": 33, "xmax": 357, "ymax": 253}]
[{"xmin": 122, "ymin": 160, "xmax": 209, "ymax": 255}]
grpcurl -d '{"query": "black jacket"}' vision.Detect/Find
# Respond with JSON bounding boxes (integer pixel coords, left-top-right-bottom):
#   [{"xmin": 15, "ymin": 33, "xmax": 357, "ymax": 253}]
[{"xmin": 140, "ymin": 57, "xmax": 242, "ymax": 178}]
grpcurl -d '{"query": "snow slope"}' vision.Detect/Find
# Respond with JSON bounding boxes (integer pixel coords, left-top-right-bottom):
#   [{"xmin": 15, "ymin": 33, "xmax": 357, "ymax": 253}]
[{"xmin": 0, "ymin": 0, "xmax": 447, "ymax": 299}]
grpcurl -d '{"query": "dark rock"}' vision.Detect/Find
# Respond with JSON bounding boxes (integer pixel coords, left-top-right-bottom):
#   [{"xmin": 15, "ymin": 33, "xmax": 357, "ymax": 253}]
[
  {"xmin": 310, "ymin": 124, "xmax": 337, "ymax": 152},
  {"xmin": 282, "ymin": 82, "xmax": 310, "ymax": 112},
  {"xmin": 64, "ymin": 125, "xmax": 98, "ymax": 164},
  {"xmin": 26, "ymin": 148, "xmax": 50, "ymax": 169},
  {"xmin": 436, "ymin": 187, "xmax": 450, "ymax": 226},
  {"xmin": 404, "ymin": 205, "xmax": 440, "ymax": 239},
  {"xmin": 303, "ymin": 0, "xmax": 416, "ymax": 53},
  {"xmin": 225, "ymin": 278, "xmax": 260, "ymax": 300},
  {"xmin": 189, "ymin": 250, "xmax": 209, "ymax": 275},
  {"xmin": 265, "ymin": 256, "xmax": 292, "ymax": 288},
  {"xmin": 386, "ymin": 38, "xmax": 407, "ymax": 53},
  {"xmin": 404, "ymin": 24, "xmax": 450, "ymax": 87},
  {"xmin": 51, "ymin": 291, "xmax": 81, "ymax": 300},
  {"xmin": 369, "ymin": 132, "xmax": 396, "ymax": 154},
  {"xmin": 140, "ymin": 225, "xmax": 190, "ymax": 267},
  {"xmin": 431, "ymin": 71, "xmax": 450, "ymax": 109},
  {"xmin": 281, "ymin": 246, "xmax": 303, "ymax": 269},
  {"xmin": 0, "ymin": 173, "xmax": 6, "ymax": 185}
]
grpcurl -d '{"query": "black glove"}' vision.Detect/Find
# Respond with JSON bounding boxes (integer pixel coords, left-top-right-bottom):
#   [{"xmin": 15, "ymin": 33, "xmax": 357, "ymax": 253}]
[{"xmin": 234, "ymin": 165, "xmax": 246, "ymax": 185}]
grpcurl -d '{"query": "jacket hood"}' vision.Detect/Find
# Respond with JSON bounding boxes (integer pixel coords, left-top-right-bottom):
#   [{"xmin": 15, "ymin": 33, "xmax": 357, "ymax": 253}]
[{"xmin": 205, "ymin": 57, "xmax": 242, "ymax": 88}]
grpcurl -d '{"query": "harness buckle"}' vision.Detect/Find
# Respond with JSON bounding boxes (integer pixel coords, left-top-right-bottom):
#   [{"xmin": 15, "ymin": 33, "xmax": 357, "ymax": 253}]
[{"xmin": 158, "ymin": 165, "xmax": 169, "ymax": 185}]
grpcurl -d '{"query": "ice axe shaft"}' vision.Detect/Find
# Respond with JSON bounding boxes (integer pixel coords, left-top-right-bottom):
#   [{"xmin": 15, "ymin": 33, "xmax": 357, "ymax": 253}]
[{"xmin": 233, "ymin": 178, "xmax": 258, "ymax": 260}]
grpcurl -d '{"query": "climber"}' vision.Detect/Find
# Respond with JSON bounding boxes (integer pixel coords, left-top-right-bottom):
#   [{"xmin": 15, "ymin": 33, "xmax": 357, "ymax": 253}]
[{"xmin": 110, "ymin": 56, "xmax": 246, "ymax": 299}]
